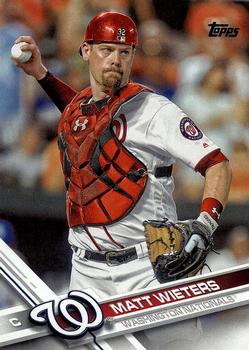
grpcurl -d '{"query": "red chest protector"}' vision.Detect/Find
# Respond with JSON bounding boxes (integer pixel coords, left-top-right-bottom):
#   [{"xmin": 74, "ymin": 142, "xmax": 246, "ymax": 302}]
[{"xmin": 58, "ymin": 83, "xmax": 151, "ymax": 227}]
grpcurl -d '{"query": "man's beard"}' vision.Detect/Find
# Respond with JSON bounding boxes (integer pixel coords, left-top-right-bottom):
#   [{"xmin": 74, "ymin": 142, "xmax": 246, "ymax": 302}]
[{"xmin": 102, "ymin": 69, "xmax": 123, "ymax": 89}]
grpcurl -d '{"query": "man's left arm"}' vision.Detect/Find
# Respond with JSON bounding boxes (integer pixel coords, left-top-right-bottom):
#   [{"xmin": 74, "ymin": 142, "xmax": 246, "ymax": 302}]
[
  {"xmin": 198, "ymin": 159, "xmax": 232, "ymax": 231},
  {"xmin": 182, "ymin": 159, "xmax": 232, "ymax": 256},
  {"xmin": 202, "ymin": 160, "xmax": 232, "ymax": 207},
  {"xmin": 190, "ymin": 146, "xmax": 232, "ymax": 233}
]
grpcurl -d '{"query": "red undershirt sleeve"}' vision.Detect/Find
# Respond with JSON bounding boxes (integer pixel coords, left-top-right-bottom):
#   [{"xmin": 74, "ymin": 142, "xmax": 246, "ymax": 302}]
[
  {"xmin": 38, "ymin": 71, "xmax": 78, "ymax": 112},
  {"xmin": 195, "ymin": 149, "xmax": 229, "ymax": 176}
]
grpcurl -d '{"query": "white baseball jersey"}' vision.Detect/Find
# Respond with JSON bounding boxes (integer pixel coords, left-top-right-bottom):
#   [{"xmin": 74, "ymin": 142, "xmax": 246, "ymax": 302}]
[{"xmin": 68, "ymin": 91, "xmax": 219, "ymax": 251}]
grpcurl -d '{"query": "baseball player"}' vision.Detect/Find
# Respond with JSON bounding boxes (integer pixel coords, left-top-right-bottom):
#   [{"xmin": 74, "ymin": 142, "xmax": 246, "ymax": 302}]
[{"xmin": 13, "ymin": 12, "xmax": 232, "ymax": 349}]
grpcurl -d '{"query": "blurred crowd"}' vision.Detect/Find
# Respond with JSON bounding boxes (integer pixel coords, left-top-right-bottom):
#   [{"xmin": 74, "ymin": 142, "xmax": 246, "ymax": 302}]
[{"xmin": 0, "ymin": 0, "xmax": 249, "ymax": 308}]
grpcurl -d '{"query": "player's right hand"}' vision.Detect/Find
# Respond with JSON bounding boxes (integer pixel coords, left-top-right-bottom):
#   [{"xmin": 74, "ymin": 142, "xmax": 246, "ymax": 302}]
[{"xmin": 12, "ymin": 36, "xmax": 48, "ymax": 80}]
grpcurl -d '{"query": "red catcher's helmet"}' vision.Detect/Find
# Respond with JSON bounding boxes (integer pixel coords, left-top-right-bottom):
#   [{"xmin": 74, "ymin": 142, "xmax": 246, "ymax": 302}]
[{"xmin": 83, "ymin": 12, "xmax": 138, "ymax": 47}]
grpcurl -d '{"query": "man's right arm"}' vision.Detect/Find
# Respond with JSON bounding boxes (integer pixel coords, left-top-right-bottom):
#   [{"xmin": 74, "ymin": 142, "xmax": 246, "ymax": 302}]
[
  {"xmin": 38, "ymin": 72, "xmax": 77, "ymax": 112},
  {"xmin": 12, "ymin": 36, "xmax": 77, "ymax": 112}
]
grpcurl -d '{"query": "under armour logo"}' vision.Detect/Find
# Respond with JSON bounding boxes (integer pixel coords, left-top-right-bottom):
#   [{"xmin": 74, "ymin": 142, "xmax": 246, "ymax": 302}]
[
  {"xmin": 212, "ymin": 207, "xmax": 220, "ymax": 219},
  {"xmin": 73, "ymin": 119, "xmax": 88, "ymax": 132}
]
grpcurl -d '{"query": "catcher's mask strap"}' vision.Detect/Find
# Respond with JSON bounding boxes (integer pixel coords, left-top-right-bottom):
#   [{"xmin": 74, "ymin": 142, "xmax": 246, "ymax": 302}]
[
  {"xmin": 128, "ymin": 165, "xmax": 173, "ymax": 182},
  {"xmin": 154, "ymin": 165, "xmax": 172, "ymax": 178}
]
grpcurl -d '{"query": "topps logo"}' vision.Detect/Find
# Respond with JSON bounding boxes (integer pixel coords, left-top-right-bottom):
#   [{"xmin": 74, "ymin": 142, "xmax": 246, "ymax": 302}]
[{"xmin": 208, "ymin": 22, "xmax": 239, "ymax": 37}]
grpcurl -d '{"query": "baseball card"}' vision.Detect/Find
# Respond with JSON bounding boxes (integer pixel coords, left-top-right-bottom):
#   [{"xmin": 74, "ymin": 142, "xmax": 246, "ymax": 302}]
[{"xmin": 0, "ymin": 1, "xmax": 249, "ymax": 349}]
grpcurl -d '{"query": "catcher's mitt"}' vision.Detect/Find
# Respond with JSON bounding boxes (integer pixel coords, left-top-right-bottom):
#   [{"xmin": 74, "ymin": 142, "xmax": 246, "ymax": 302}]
[{"xmin": 143, "ymin": 219, "xmax": 213, "ymax": 283}]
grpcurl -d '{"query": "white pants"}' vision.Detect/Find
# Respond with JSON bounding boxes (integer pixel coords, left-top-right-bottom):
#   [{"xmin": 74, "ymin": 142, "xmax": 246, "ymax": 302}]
[{"xmin": 70, "ymin": 250, "xmax": 202, "ymax": 349}]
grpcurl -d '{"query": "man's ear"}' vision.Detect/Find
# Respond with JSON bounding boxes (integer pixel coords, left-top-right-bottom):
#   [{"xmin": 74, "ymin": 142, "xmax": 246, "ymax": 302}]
[{"xmin": 81, "ymin": 42, "xmax": 91, "ymax": 61}]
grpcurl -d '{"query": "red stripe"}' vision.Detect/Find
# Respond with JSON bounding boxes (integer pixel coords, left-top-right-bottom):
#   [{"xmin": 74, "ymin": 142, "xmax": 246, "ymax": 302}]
[
  {"xmin": 112, "ymin": 119, "xmax": 121, "ymax": 139},
  {"xmin": 119, "ymin": 114, "xmax": 127, "ymax": 143},
  {"xmin": 103, "ymin": 226, "xmax": 124, "ymax": 249},
  {"xmin": 111, "ymin": 114, "xmax": 127, "ymax": 143},
  {"xmin": 195, "ymin": 149, "xmax": 228, "ymax": 176},
  {"xmin": 83, "ymin": 226, "xmax": 102, "ymax": 251}
]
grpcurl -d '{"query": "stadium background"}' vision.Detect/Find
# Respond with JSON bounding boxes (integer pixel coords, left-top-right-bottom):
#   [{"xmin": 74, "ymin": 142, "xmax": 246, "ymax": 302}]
[{"xmin": 0, "ymin": 0, "xmax": 248, "ymax": 302}]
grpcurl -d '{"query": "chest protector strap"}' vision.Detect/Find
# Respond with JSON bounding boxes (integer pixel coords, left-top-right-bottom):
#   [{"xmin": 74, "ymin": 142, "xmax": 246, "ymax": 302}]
[{"xmin": 58, "ymin": 83, "xmax": 151, "ymax": 227}]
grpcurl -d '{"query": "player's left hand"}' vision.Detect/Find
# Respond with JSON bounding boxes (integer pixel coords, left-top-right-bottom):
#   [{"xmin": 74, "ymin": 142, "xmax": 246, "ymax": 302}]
[
  {"xmin": 144, "ymin": 218, "xmax": 215, "ymax": 283},
  {"xmin": 176, "ymin": 218, "xmax": 213, "ymax": 252},
  {"xmin": 160, "ymin": 218, "xmax": 213, "ymax": 278}
]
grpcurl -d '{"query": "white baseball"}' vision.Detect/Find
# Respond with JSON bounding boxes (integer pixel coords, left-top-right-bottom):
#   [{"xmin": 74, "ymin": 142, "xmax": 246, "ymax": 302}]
[{"xmin": 11, "ymin": 42, "xmax": 32, "ymax": 63}]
